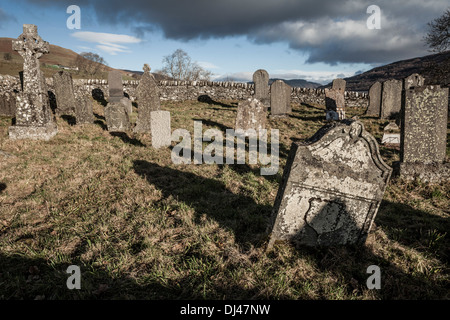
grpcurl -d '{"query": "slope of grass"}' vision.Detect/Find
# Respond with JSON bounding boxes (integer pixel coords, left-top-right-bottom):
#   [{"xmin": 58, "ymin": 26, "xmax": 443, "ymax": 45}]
[{"xmin": 0, "ymin": 99, "xmax": 448, "ymax": 300}]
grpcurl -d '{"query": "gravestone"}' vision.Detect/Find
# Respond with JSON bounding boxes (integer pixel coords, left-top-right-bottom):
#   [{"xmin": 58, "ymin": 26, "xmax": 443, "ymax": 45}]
[
  {"xmin": 151, "ymin": 110, "xmax": 171, "ymax": 148},
  {"xmin": 52, "ymin": 70, "xmax": 76, "ymax": 116},
  {"xmin": 134, "ymin": 64, "xmax": 161, "ymax": 133},
  {"xmin": 381, "ymin": 79, "xmax": 402, "ymax": 119},
  {"xmin": 366, "ymin": 82, "xmax": 381, "ymax": 117},
  {"xmin": 381, "ymin": 122, "xmax": 400, "ymax": 146},
  {"xmin": 325, "ymin": 79, "xmax": 346, "ymax": 120},
  {"xmin": 0, "ymin": 93, "xmax": 16, "ymax": 117},
  {"xmin": 105, "ymin": 102, "xmax": 130, "ymax": 132},
  {"xmin": 235, "ymin": 98, "xmax": 267, "ymax": 132},
  {"xmin": 268, "ymin": 120, "xmax": 392, "ymax": 248},
  {"xmin": 8, "ymin": 24, "xmax": 57, "ymax": 140},
  {"xmin": 120, "ymin": 97, "xmax": 133, "ymax": 115},
  {"xmin": 108, "ymin": 70, "xmax": 124, "ymax": 102},
  {"xmin": 403, "ymin": 73, "xmax": 425, "ymax": 90},
  {"xmin": 398, "ymin": 85, "xmax": 449, "ymax": 182},
  {"xmin": 253, "ymin": 69, "xmax": 270, "ymax": 108},
  {"xmin": 270, "ymin": 80, "xmax": 291, "ymax": 117},
  {"xmin": 75, "ymin": 95, "xmax": 94, "ymax": 124}
]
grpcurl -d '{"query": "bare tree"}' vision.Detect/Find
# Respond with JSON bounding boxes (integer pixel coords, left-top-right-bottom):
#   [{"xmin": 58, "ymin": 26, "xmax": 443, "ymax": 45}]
[
  {"xmin": 424, "ymin": 8, "xmax": 450, "ymax": 52},
  {"xmin": 3, "ymin": 52, "xmax": 12, "ymax": 61},
  {"xmin": 161, "ymin": 49, "xmax": 212, "ymax": 81},
  {"xmin": 75, "ymin": 52, "xmax": 108, "ymax": 76}
]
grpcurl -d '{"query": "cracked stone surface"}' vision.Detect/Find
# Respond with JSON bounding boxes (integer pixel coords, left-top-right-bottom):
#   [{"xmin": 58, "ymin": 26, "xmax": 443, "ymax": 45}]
[{"xmin": 268, "ymin": 120, "xmax": 392, "ymax": 247}]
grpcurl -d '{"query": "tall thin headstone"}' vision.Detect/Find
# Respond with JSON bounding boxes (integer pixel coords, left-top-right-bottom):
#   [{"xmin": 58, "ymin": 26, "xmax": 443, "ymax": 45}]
[
  {"xmin": 381, "ymin": 79, "xmax": 402, "ymax": 119},
  {"xmin": 52, "ymin": 70, "xmax": 76, "ymax": 116},
  {"xmin": 151, "ymin": 110, "xmax": 171, "ymax": 149},
  {"xmin": 366, "ymin": 81, "xmax": 382, "ymax": 117},
  {"xmin": 134, "ymin": 64, "xmax": 161, "ymax": 133},
  {"xmin": 270, "ymin": 80, "xmax": 291, "ymax": 117},
  {"xmin": 268, "ymin": 120, "xmax": 392, "ymax": 248},
  {"xmin": 325, "ymin": 79, "xmax": 346, "ymax": 120},
  {"xmin": 8, "ymin": 24, "xmax": 57, "ymax": 140},
  {"xmin": 108, "ymin": 70, "xmax": 123, "ymax": 102},
  {"xmin": 253, "ymin": 69, "xmax": 270, "ymax": 108}
]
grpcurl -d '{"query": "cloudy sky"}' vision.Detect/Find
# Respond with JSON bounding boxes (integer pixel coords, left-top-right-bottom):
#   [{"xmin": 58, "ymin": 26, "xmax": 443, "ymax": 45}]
[{"xmin": 0, "ymin": 0, "xmax": 447, "ymax": 84}]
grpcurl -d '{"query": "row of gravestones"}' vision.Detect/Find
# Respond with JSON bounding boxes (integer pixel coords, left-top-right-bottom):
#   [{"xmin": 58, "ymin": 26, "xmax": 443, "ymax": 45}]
[{"xmin": 6, "ymin": 24, "xmax": 449, "ymax": 249}]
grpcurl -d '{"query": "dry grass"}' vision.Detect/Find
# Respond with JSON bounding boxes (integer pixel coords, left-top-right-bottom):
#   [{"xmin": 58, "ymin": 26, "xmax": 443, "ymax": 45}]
[{"xmin": 0, "ymin": 98, "xmax": 448, "ymax": 300}]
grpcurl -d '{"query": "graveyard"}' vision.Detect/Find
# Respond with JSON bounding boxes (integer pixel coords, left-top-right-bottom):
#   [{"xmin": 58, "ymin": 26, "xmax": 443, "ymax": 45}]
[{"xmin": 0, "ymin": 14, "xmax": 449, "ymax": 302}]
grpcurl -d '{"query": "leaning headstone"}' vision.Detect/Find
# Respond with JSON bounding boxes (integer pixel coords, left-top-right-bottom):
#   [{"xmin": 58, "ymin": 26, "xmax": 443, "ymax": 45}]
[
  {"xmin": 134, "ymin": 64, "xmax": 161, "ymax": 133},
  {"xmin": 108, "ymin": 70, "xmax": 124, "ymax": 102},
  {"xmin": 52, "ymin": 70, "xmax": 76, "ymax": 116},
  {"xmin": 381, "ymin": 79, "xmax": 402, "ymax": 119},
  {"xmin": 151, "ymin": 110, "xmax": 171, "ymax": 149},
  {"xmin": 381, "ymin": 122, "xmax": 400, "ymax": 146},
  {"xmin": 104, "ymin": 102, "xmax": 130, "ymax": 132},
  {"xmin": 268, "ymin": 120, "xmax": 392, "ymax": 248},
  {"xmin": 366, "ymin": 81, "xmax": 382, "ymax": 117},
  {"xmin": 270, "ymin": 80, "xmax": 291, "ymax": 117},
  {"xmin": 235, "ymin": 98, "xmax": 267, "ymax": 132},
  {"xmin": 75, "ymin": 95, "xmax": 94, "ymax": 124},
  {"xmin": 253, "ymin": 69, "xmax": 270, "ymax": 108},
  {"xmin": 398, "ymin": 85, "xmax": 449, "ymax": 183},
  {"xmin": 325, "ymin": 79, "xmax": 346, "ymax": 120},
  {"xmin": 8, "ymin": 24, "xmax": 57, "ymax": 140}
]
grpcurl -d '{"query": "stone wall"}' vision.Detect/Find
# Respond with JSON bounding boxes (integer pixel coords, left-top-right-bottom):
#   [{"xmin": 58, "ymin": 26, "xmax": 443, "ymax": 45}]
[{"xmin": 1, "ymin": 75, "xmax": 370, "ymax": 117}]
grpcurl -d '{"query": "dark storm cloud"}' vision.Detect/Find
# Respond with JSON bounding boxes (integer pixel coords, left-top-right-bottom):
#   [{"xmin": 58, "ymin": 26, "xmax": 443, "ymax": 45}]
[{"xmin": 25, "ymin": 0, "xmax": 448, "ymax": 64}]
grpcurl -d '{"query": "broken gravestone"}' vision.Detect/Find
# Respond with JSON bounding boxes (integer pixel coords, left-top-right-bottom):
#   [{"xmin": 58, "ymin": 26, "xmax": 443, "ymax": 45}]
[
  {"xmin": 134, "ymin": 64, "xmax": 161, "ymax": 133},
  {"xmin": 253, "ymin": 69, "xmax": 270, "ymax": 108},
  {"xmin": 8, "ymin": 24, "xmax": 57, "ymax": 140},
  {"xmin": 52, "ymin": 70, "xmax": 76, "ymax": 116},
  {"xmin": 235, "ymin": 98, "xmax": 267, "ymax": 132},
  {"xmin": 268, "ymin": 120, "xmax": 392, "ymax": 248},
  {"xmin": 151, "ymin": 110, "xmax": 171, "ymax": 149},
  {"xmin": 270, "ymin": 80, "xmax": 291, "ymax": 117}
]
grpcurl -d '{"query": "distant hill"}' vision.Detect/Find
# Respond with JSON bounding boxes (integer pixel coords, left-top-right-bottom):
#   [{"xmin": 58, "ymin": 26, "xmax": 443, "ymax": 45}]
[
  {"xmin": 320, "ymin": 51, "xmax": 450, "ymax": 92},
  {"xmin": 268, "ymin": 78, "xmax": 322, "ymax": 89}
]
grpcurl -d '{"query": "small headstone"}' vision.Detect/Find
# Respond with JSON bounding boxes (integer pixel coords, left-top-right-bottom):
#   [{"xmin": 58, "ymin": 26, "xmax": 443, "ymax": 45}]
[
  {"xmin": 381, "ymin": 79, "xmax": 402, "ymax": 119},
  {"xmin": 253, "ymin": 69, "xmax": 270, "ymax": 108},
  {"xmin": 104, "ymin": 102, "xmax": 130, "ymax": 132},
  {"xmin": 151, "ymin": 110, "xmax": 171, "ymax": 148},
  {"xmin": 8, "ymin": 24, "xmax": 57, "ymax": 140},
  {"xmin": 52, "ymin": 70, "xmax": 76, "ymax": 116},
  {"xmin": 381, "ymin": 122, "xmax": 400, "ymax": 146},
  {"xmin": 366, "ymin": 82, "xmax": 381, "ymax": 117},
  {"xmin": 268, "ymin": 120, "xmax": 392, "ymax": 247},
  {"xmin": 270, "ymin": 80, "xmax": 291, "ymax": 117},
  {"xmin": 108, "ymin": 70, "xmax": 124, "ymax": 102},
  {"xmin": 235, "ymin": 98, "xmax": 267, "ymax": 132},
  {"xmin": 75, "ymin": 95, "xmax": 94, "ymax": 124},
  {"xmin": 134, "ymin": 64, "xmax": 161, "ymax": 133}
]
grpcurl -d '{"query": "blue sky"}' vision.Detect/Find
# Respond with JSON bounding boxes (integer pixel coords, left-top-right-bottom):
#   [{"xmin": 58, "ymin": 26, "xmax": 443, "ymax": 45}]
[{"xmin": 0, "ymin": 0, "xmax": 447, "ymax": 84}]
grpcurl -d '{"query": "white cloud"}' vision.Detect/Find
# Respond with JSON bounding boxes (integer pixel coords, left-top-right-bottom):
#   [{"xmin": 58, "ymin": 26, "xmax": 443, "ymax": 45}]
[
  {"xmin": 71, "ymin": 31, "xmax": 142, "ymax": 55},
  {"xmin": 197, "ymin": 61, "xmax": 220, "ymax": 69}
]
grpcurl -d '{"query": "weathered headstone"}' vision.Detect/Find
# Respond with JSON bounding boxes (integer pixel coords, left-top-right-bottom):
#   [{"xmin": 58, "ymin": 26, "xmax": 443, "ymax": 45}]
[
  {"xmin": 403, "ymin": 73, "xmax": 425, "ymax": 90},
  {"xmin": 0, "ymin": 93, "xmax": 16, "ymax": 117},
  {"xmin": 134, "ymin": 64, "xmax": 161, "ymax": 133},
  {"xmin": 268, "ymin": 120, "xmax": 392, "ymax": 247},
  {"xmin": 8, "ymin": 24, "xmax": 57, "ymax": 140},
  {"xmin": 366, "ymin": 81, "xmax": 381, "ymax": 117},
  {"xmin": 381, "ymin": 122, "xmax": 400, "ymax": 146},
  {"xmin": 108, "ymin": 70, "xmax": 124, "ymax": 102},
  {"xmin": 253, "ymin": 69, "xmax": 270, "ymax": 108},
  {"xmin": 151, "ymin": 110, "xmax": 171, "ymax": 148},
  {"xmin": 75, "ymin": 95, "xmax": 94, "ymax": 124},
  {"xmin": 270, "ymin": 80, "xmax": 291, "ymax": 117},
  {"xmin": 104, "ymin": 102, "xmax": 130, "ymax": 132},
  {"xmin": 381, "ymin": 79, "xmax": 402, "ymax": 119},
  {"xmin": 398, "ymin": 85, "xmax": 449, "ymax": 183},
  {"xmin": 120, "ymin": 97, "xmax": 133, "ymax": 115},
  {"xmin": 52, "ymin": 70, "xmax": 76, "ymax": 116},
  {"xmin": 235, "ymin": 98, "xmax": 267, "ymax": 132},
  {"xmin": 325, "ymin": 79, "xmax": 346, "ymax": 120}
]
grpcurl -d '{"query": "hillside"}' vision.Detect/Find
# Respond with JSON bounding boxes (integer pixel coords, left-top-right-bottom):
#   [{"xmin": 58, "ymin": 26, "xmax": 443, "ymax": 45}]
[
  {"xmin": 269, "ymin": 78, "xmax": 321, "ymax": 89},
  {"xmin": 320, "ymin": 51, "xmax": 450, "ymax": 92}
]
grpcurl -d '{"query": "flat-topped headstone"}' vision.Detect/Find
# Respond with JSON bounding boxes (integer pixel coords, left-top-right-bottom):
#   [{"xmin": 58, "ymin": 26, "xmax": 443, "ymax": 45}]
[
  {"xmin": 235, "ymin": 98, "xmax": 267, "ymax": 132},
  {"xmin": 53, "ymin": 70, "xmax": 76, "ymax": 116},
  {"xmin": 366, "ymin": 81, "xmax": 381, "ymax": 117},
  {"xmin": 268, "ymin": 120, "xmax": 392, "ymax": 247},
  {"xmin": 270, "ymin": 80, "xmax": 291, "ymax": 117},
  {"xmin": 381, "ymin": 79, "xmax": 402, "ymax": 119},
  {"xmin": 75, "ymin": 95, "xmax": 94, "ymax": 124},
  {"xmin": 105, "ymin": 102, "xmax": 130, "ymax": 132},
  {"xmin": 108, "ymin": 70, "xmax": 124, "ymax": 102},
  {"xmin": 134, "ymin": 64, "xmax": 161, "ymax": 133},
  {"xmin": 253, "ymin": 69, "xmax": 270, "ymax": 108},
  {"xmin": 8, "ymin": 24, "xmax": 57, "ymax": 140},
  {"xmin": 325, "ymin": 79, "xmax": 346, "ymax": 120},
  {"xmin": 151, "ymin": 110, "xmax": 171, "ymax": 148}
]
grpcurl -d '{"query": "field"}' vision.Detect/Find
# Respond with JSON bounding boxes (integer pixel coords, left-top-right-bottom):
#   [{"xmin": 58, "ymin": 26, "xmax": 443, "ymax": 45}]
[{"xmin": 0, "ymin": 99, "xmax": 448, "ymax": 300}]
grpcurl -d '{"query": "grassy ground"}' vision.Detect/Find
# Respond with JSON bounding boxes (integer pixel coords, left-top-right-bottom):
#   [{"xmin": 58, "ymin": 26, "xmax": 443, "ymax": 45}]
[{"xmin": 0, "ymin": 99, "xmax": 448, "ymax": 300}]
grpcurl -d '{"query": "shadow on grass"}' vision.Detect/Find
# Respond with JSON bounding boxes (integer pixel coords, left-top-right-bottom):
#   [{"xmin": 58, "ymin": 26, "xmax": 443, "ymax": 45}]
[
  {"xmin": 93, "ymin": 113, "xmax": 107, "ymax": 130},
  {"xmin": 110, "ymin": 132, "xmax": 146, "ymax": 147},
  {"xmin": 197, "ymin": 95, "xmax": 237, "ymax": 109},
  {"xmin": 0, "ymin": 183, "xmax": 6, "ymax": 194},
  {"xmin": 61, "ymin": 115, "xmax": 77, "ymax": 126}
]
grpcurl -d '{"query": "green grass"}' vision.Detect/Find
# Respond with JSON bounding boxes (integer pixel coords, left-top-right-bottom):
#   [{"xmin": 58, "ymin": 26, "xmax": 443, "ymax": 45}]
[{"xmin": 0, "ymin": 99, "xmax": 448, "ymax": 300}]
